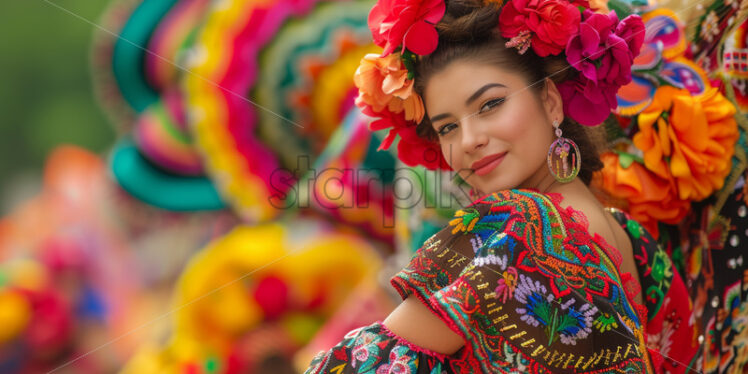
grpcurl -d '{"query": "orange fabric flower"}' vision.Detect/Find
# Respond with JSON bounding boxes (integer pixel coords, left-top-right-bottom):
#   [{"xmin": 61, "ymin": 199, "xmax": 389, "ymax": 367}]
[
  {"xmin": 597, "ymin": 152, "xmax": 691, "ymax": 238},
  {"xmin": 633, "ymin": 86, "xmax": 738, "ymax": 201},
  {"xmin": 353, "ymin": 53, "xmax": 424, "ymax": 122}
]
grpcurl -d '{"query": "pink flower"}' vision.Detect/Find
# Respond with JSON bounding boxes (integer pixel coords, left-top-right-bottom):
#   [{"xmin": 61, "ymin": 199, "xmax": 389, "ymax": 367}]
[
  {"xmin": 565, "ymin": 11, "xmax": 644, "ymax": 85},
  {"xmin": 495, "ymin": 267, "xmax": 519, "ymax": 303},
  {"xmin": 561, "ymin": 11, "xmax": 645, "ymax": 125},
  {"xmin": 368, "ymin": 0, "xmax": 445, "ymax": 56},
  {"xmin": 499, "ymin": 0, "xmax": 581, "ymax": 57},
  {"xmin": 557, "ymin": 76, "xmax": 618, "ymax": 126}
]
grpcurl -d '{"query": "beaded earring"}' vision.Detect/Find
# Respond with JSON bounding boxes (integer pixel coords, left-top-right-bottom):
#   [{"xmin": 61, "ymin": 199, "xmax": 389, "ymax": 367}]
[{"xmin": 547, "ymin": 119, "xmax": 580, "ymax": 183}]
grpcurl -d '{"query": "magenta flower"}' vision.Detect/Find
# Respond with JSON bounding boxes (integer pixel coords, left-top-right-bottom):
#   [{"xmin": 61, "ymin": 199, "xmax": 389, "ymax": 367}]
[
  {"xmin": 368, "ymin": 0, "xmax": 446, "ymax": 56},
  {"xmin": 566, "ymin": 11, "xmax": 644, "ymax": 85},
  {"xmin": 566, "ymin": 11, "xmax": 616, "ymax": 80},
  {"xmin": 615, "ymin": 14, "xmax": 646, "ymax": 58},
  {"xmin": 562, "ymin": 11, "xmax": 645, "ymax": 125},
  {"xmin": 495, "ymin": 267, "xmax": 519, "ymax": 303},
  {"xmin": 558, "ymin": 76, "xmax": 618, "ymax": 126}
]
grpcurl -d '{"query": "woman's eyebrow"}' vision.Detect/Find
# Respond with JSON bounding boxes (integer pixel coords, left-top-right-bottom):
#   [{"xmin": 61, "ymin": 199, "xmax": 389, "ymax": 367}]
[
  {"xmin": 465, "ymin": 83, "xmax": 506, "ymax": 105},
  {"xmin": 429, "ymin": 83, "xmax": 507, "ymax": 123},
  {"xmin": 430, "ymin": 113, "xmax": 450, "ymax": 122}
]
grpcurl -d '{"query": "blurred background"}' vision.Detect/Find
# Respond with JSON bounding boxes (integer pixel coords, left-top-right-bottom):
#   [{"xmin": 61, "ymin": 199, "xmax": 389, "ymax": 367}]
[{"xmin": 0, "ymin": 2, "xmax": 114, "ymax": 213}]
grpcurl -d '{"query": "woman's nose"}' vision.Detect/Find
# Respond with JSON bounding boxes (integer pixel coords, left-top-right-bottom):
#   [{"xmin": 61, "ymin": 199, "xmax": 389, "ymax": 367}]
[{"xmin": 460, "ymin": 120, "xmax": 487, "ymax": 153}]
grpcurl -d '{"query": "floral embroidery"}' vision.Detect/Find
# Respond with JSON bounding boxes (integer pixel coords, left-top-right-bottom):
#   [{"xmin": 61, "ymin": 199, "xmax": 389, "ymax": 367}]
[
  {"xmin": 309, "ymin": 190, "xmax": 674, "ymax": 373},
  {"xmin": 514, "ymin": 273, "xmax": 598, "ymax": 346},
  {"xmin": 494, "ymin": 266, "xmax": 518, "ymax": 303},
  {"xmin": 352, "ymin": 331, "xmax": 381, "ymax": 371},
  {"xmin": 501, "ymin": 342, "xmax": 531, "ymax": 371},
  {"xmin": 651, "ymin": 250, "xmax": 674, "ymax": 287},
  {"xmin": 375, "ymin": 345, "xmax": 418, "ymax": 374},
  {"xmin": 593, "ymin": 312, "xmax": 619, "ymax": 333},
  {"xmin": 646, "ymin": 311, "xmax": 677, "ymax": 364},
  {"xmin": 700, "ymin": 11, "xmax": 720, "ymax": 43},
  {"xmin": 610, "ymin": 208, "xmax": 699, "ymax": 373},
  {"xmin": 448, "ymin": 208, "xmax": 480, "ymax": 234}
]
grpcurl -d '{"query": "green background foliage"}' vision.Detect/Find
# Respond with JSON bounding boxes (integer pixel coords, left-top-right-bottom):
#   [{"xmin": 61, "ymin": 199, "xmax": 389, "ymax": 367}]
[{"xmin": 0, "ymin": 1, "xmax": 115, "ymax": 212}]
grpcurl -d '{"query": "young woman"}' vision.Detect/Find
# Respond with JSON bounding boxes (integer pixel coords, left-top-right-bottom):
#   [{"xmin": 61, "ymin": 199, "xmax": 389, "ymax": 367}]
[{"xmin": 306, "ymin": 0, "xmax": 698, "ymax": 372}]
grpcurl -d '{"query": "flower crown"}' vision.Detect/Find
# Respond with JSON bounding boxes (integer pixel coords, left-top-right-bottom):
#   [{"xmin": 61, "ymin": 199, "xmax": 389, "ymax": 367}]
[{"xmin": 354, "ymin": 0, "xmax": 646, "ymax": 170}]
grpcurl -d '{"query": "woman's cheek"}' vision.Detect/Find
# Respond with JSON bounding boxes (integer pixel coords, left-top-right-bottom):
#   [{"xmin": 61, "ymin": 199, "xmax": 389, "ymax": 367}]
[{"xmin": 440, "ymin": 140, "xmax": 460, "ymax": 170}]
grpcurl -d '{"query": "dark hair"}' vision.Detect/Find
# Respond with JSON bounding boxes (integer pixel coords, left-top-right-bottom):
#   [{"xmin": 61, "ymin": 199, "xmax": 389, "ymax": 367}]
[{"xmin": 412, "ymin": 0, "xmax": 604, "ymax": 185}]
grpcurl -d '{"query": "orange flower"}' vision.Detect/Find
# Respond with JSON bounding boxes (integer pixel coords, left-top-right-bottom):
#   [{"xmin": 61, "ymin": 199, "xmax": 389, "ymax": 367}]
[
  {"xmin": 597, "ymin": 152, "xmax": 691, "ymax": 238},
  {"xmin": 633, "ymin": 86, "xmax": 738, "ymax": 201},
  {"xmin": 353, "ymin": 53, "xmax": 424, "ymax": 122},
  {"xmin": 588, "ymin": 0, "xmax": 609, "ymax": 13}
]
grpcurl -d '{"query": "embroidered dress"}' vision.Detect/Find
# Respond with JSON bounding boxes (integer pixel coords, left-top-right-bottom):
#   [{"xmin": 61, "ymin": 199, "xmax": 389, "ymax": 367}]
[{"xmin": 305, "ymin": 189, "xmax": 696, "ymax": 373}]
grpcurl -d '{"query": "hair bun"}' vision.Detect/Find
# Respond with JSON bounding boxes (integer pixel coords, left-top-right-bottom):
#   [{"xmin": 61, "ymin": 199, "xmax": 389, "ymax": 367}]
[{"xmin": 436, "ymin": 0, "xmax": 500, "ymax": 43}]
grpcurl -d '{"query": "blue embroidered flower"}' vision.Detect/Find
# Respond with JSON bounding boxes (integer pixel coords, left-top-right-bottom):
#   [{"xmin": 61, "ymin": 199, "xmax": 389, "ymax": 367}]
[{"xmin": 514, "ymin": 274, "xmax": 598, "ymax": 346}]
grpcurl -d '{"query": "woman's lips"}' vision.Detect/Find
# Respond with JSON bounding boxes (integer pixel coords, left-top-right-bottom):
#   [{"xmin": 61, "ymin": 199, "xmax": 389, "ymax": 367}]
[{"xmin": 471, "ymin": 152, "xmax": 507, "ymax": 176}]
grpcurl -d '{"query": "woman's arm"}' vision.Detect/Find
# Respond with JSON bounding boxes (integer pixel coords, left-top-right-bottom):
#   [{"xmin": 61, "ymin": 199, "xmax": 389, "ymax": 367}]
[{"xmin": 382, "ymin": 296, "xmax": 465, "ymax": 355}]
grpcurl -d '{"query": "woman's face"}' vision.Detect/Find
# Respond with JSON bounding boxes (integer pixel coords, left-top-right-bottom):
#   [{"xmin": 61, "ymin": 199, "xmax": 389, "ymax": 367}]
[{"xmin": 423, "ymin": 59, "xmax": 562, "ymax": 194}]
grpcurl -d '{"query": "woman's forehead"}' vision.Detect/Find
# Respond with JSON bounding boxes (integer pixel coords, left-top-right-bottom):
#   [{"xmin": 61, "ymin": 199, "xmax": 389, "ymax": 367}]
[
  {"xmin": 424, "ymin": 62, "xmax": 525, "ymax": 104},
  {"xmin": 427, "ymin": 61, "xmax": 525, "ymax": 90}
]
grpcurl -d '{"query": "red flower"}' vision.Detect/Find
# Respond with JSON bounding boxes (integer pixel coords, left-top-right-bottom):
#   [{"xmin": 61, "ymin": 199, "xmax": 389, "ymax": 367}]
[
  {"xmin": 366, "ymin": 108, "xmax": 410, "ymax": 151},
  {"xmin": 368, "ymin": 0, "xmax": 445, "ymax": 56},
  {"xmin": 499, "ymin": 0, "xmax": 581, "ymax": 57},
  {"xmin": 397, "ymin": 125, "xmax": 451, "ymax": 170},
  {"xmin": 366, "ymin": 108, "xmax": 450, "ymax": 170}
]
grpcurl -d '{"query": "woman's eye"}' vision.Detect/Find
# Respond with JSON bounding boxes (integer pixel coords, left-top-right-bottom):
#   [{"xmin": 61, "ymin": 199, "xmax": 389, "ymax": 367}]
[
  {"xmin": 479, "ymin": 98, "xmax": 505, "ymax": 113},
  {"xmin": 437, "ymin": 123, "xmax": 457, "ymax": 136}
]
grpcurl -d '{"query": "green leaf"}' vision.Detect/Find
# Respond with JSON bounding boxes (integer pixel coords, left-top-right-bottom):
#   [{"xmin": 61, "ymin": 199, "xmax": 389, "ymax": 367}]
[
  {"xmin": 618, "ymin": 152, "xmax": 635, "ymax": 168},
  {"xmin": 400, "ymin": 49, "xmax": 418, "ymax": 80},
  {"xmin": 556, "ymin": 313, "xmax": 579, "ymax": 333},
  {"xmin": 606, "ymin": 0, "xmax": 635, "ymax": 18}
]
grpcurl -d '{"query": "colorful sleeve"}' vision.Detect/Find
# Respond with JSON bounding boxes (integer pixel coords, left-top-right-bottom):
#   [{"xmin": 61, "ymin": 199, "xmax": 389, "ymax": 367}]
[
  {"xmin": 303, "ymin": 321, "xmax": 454, "ymax": 374},
  {"xmin": 612, "ymin": 210, "xmax": 701, "ymax": 373},
  {"xmin": 391, "ymin": 190, "xmax": 654, "ymax": 373}
]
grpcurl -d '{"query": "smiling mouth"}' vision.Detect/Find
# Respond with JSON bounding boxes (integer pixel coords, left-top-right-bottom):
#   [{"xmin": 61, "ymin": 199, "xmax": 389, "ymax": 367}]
[{"xmin": 471, "ymin": 152, "xmax": 507, "ymax": 176}]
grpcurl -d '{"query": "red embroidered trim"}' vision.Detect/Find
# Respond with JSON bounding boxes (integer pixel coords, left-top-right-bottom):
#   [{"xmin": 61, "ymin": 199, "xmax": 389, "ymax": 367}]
[
  {"xmin": 376, "ymin": 321, "xmax": 452, "ymax": 362},
  {"xmin": 390, "ymin": 277, "xmax": 475, "ymax": 364}
]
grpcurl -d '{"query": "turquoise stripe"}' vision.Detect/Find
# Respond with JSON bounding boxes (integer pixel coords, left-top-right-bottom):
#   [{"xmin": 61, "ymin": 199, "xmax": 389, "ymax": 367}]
[
  {"xmin": 110, "ymin": 138, "xmax": 226, "ymax": 211},
  {"xmin": 112, "ymin": 0, "xmax": 178, "ymax": 112}
]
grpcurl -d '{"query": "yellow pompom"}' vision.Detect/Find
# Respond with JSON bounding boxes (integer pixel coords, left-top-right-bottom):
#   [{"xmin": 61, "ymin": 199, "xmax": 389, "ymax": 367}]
[{"xmin": 0, "ymin": 290, "xmax": 32, "ymax": 343}]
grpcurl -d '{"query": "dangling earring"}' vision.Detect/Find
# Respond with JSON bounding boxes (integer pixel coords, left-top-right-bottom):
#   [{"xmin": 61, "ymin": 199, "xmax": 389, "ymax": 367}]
[{"xmin": 547, "ymin": 119, "xmax": 580, "ymax": 183}]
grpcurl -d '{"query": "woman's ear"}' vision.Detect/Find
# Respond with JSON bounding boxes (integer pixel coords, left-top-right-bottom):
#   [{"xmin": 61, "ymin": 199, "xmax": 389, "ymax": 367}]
[{"xmin": 541, "ymin": 78, "xmax": 564, "ymax": 124}]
